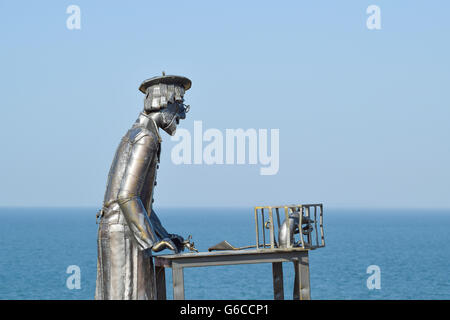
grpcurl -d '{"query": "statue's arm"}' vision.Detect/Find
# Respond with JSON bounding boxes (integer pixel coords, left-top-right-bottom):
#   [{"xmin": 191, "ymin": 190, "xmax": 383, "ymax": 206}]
[
  {"xmin": 117, "ymin": 133, "xmax": 159, "ymax": 251},
  {"xmin": 149, "ymin": 208, "xmax": 185, "ymax": 252},
  {"xmin": 148, "ymin": 207, "xmax": 170, "ymax": 239}
]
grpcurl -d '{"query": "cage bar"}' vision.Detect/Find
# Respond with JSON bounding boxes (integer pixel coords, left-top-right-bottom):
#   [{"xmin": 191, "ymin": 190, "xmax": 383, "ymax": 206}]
[{"xmin": 254, "ymin": 207, "xmax": 259, "ymax": 249}]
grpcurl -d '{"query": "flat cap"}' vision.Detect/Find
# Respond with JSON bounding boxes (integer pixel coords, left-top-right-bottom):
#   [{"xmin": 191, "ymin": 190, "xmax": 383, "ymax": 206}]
[{"xmin": 139, "ymin": 75, "xmax": 192, "ymax": 93}]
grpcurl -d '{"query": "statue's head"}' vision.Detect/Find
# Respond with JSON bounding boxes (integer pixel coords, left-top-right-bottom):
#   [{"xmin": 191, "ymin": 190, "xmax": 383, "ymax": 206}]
[{"xmin": 139, "ymin": 74, "xmax": 192, "ymax": 136}]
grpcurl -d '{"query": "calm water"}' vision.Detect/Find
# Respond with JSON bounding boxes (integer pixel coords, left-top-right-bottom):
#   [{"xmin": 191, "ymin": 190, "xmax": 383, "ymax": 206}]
[{"xmin": 0, "ymin": 207, "xmax": 449, "ymax": 300}]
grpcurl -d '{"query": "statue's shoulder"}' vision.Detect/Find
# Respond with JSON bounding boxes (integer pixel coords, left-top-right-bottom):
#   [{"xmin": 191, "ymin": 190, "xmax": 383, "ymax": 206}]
[{"xmin": 126, "ymin": 125, "xmax": 159, "ymax": 146}]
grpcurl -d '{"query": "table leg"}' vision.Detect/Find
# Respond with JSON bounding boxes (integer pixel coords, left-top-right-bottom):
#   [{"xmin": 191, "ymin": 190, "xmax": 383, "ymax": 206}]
[
  {"xmin": 155, "ymin": 266, "xmax": 166, "ymax": 300},
  {"xmin": 272, "ymin": 262, "xmax": 284, "ymax": 300},
  {"xmin": 172, "ymin": 263, "xmax": 185, "ymax": 300},
  {"xmin": 293, "ymin": 252, "xmax": 311, "ymax": 300}
]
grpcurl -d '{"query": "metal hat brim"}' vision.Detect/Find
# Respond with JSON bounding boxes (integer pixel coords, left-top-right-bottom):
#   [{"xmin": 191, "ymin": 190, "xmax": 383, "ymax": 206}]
[{"xmin": 139, "ymin": 75, "xmax": 192, "ymax": 93}]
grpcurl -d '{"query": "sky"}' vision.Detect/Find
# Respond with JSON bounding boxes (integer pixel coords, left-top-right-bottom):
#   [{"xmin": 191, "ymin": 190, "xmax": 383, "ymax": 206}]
[{"xmin": 0, "ymin": 1, "xmax": 449, "ymax": 209}]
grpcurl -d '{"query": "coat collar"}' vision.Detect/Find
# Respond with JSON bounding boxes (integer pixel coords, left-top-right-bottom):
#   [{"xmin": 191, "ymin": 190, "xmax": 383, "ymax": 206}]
[{"xmin": 136, "ymin": 112, "xmax": 162, "ymax": 143}]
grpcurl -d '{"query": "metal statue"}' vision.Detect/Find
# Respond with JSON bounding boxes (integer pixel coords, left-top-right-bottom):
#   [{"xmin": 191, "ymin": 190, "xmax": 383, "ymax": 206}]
[
  {"xmin": 95, "ymin": 74, "xmax": 195, "ymax": 300},
  {"xmin": 278, "ymin": 208, "xmax": 314, "ymax": 248}
]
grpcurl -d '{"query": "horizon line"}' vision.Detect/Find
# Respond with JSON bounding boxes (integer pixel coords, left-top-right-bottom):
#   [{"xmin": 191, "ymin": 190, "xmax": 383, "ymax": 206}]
[{"xmin": 0, "ymin": 205, "xmax": 449, "ymax": 211}]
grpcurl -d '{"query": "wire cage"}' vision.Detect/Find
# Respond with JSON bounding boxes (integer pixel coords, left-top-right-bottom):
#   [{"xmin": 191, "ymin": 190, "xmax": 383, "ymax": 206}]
[{"xmin": 254, "ymin": 204, "xmax": 325, "ymax": 250}]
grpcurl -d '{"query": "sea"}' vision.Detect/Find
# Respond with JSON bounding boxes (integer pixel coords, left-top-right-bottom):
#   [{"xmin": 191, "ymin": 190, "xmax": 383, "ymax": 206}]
[{"xmin": 0, "ymin": 207, "xmax": 449, "ymax": 300}]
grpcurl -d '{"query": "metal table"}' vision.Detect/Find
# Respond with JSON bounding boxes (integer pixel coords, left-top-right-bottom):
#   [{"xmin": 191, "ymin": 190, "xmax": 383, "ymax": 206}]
[{"xmin": 153, "ymin": 248, "xmax": 311, "ymax": 300}]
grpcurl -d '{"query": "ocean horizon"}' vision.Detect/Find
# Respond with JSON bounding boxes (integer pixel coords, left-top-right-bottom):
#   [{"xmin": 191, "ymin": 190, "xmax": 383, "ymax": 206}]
[{"xmin": 0, "ymin": 206, "xmax": 449, "ymax": 300}]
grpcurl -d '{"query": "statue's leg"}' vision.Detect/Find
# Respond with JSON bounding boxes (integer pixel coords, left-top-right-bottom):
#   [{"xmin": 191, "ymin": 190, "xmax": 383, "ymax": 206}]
[
  {"xmin": 96, "ymin": 208, "xmax": 156, "ymax": 300},
  {"xmin": 108, "ymin": 222, "xmax": 156, "ymax": 300},
  {"xmin": 109, "ymin": 224, "xmax": 128, "ymax": 299},
  {"xmin": 95, "ymin": 221, "xmax": 112, "ymax": 299},
  {"xmin": 95, "ymin": 223, "xmax": 106, "ymax": 300},
  {"xmin": 135, "ymin": 246, "xmax": 155, "ymax": 300}
]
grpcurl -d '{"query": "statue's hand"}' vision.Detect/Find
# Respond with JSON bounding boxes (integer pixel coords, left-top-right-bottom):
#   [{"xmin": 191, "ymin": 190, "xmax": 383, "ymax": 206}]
[
  {"xmin": 152, "ymin": 238, "xmax": 179, "ymax": 254},
  {"xmin": 182, "ymin": 235, "xmax": 199, "ymax": 253},
  {"xmin": 168, "ymin": 233, "xmax": 185, "ymax": 252},
  {"xmin": 167, "ymin": 234, "xmax": 199, "ymax": 252}
]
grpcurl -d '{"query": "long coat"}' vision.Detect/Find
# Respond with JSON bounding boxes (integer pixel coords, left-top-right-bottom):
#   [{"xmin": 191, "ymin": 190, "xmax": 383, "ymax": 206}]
[{"xmin": 95, "ymin": 113, "xmax": 167, "ymax": 300}]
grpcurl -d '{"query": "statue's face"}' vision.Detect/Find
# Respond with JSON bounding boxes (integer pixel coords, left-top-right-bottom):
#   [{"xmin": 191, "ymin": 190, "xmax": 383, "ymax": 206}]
[{"xmin": 160, "ymin": 100, "xmax": 188, "ymax": 136}]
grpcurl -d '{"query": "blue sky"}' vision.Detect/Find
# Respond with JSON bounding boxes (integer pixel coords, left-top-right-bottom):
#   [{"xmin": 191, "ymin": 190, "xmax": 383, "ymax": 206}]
[{"xmin": 0, "ymin": 1, "xmax": 449, "ymax": 208}]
